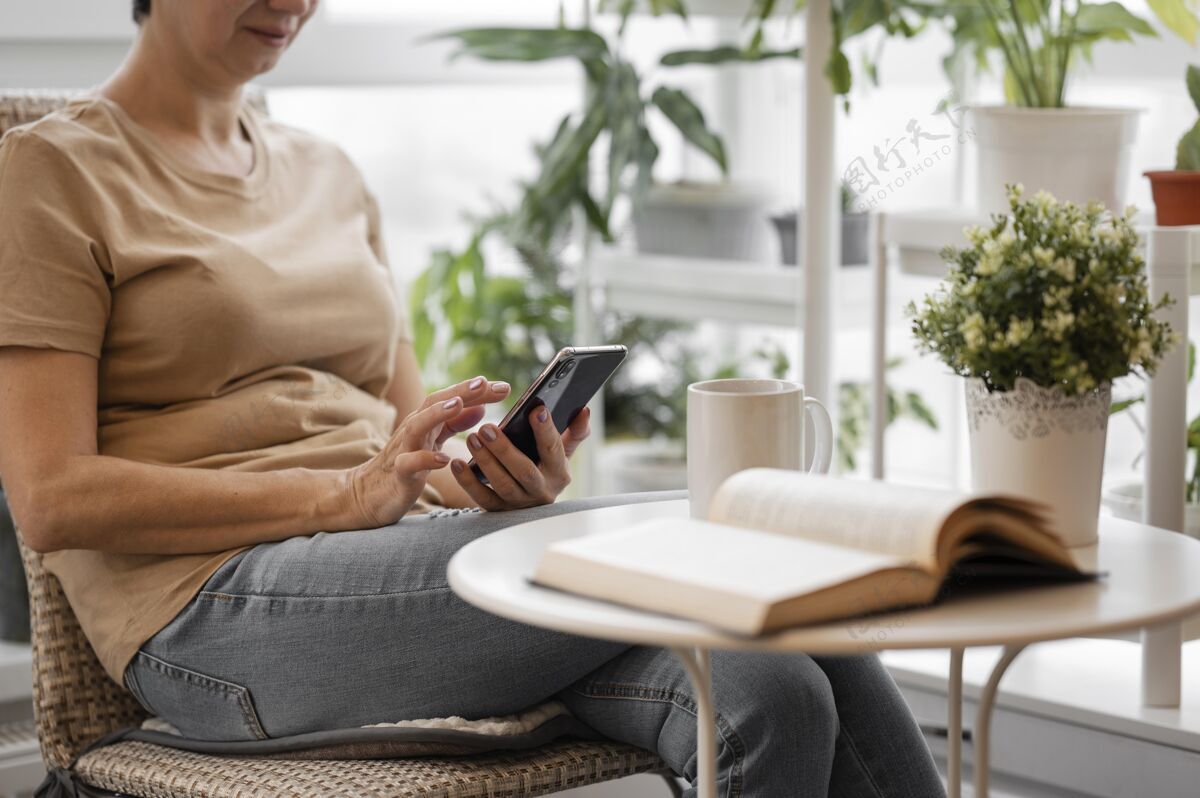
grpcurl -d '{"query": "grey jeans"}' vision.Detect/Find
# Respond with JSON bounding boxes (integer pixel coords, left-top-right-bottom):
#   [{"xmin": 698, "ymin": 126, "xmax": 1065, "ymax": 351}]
[{"xmin": 125, "ymin": 492, "xmax": 944, "ymax": 797}]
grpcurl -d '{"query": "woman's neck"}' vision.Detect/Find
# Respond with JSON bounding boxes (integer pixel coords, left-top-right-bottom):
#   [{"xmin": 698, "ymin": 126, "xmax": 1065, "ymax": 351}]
[{"xmin": 99, "ymin": 28, "xmax": 253, "ymax": 177}]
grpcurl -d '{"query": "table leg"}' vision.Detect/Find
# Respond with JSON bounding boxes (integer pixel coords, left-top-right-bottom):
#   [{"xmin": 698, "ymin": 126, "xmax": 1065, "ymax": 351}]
[
  {"xmin": 671, "ymin": 646, "xmax": 718, "ymax": 798},
  {"xmin": 947, "ymin": 647, "xmax": 964, "ymax": 798},
  {"xmin": 973, "ymin": 644, "xmax": 1026, "ymax": 798}
]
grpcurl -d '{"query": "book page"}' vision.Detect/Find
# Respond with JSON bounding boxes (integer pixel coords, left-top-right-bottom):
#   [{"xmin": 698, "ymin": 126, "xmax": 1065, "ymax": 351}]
[{"xmin": 707, "ymin": 469, "xmax": 967, "ymax": 563}]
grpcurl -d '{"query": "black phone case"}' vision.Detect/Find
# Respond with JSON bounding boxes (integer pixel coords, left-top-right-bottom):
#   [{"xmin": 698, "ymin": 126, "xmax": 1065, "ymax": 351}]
[{"xmin": 469, "ymin": 348, "xmax": 627, "ymax": 485}]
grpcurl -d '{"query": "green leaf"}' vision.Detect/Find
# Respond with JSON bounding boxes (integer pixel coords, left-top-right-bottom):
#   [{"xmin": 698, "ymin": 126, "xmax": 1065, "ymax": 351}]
[
  {"xmin": 1110, "ymin": 396, "xmax": 1145, "ymax": 414},
  {"xmin": 605, "ymin": 62, "xmax": 644, "ymax": 211},
  {"xmin": 660, "ymin": 46, "xmax": 802, "ymax": 66},
  {"xmin": 577, "ymin": 185, "xmax": 614, "ymax": 242},
  {"xmin": 1176, "ymin": 120, "xmax": 1200, "ymax": 170},
  {"xmin": 825, "ymin": 47, "xmax": 853, "ymax": 95},
  {"xmin": 431, "ymin": 27, "xmax": 610, "ymax": 79},
  {"xmin": 650, "ymin": 87, "xmax": 728, "ymax": 173},
  {"xmin": 648, "ymin": 0, "xmax": 689, "ymax": 19},
  {"xmin": 904, "ymin": 392, "xmax": 940, "ymax": 430},
  {"xmin": 1074, "ymin": 3, "xmax": 1158, "ymax": 41},
  {"xmin": 1188, "ymin": 64, "xmax": 1200, "ymax": 114},
  {"xmin": 528, "ymin": 95, "xmax": 608, "ymax": 207},
  {"xmin": 1147, "ymin": 0, "xmax": 1200, "ymax": 44},
  {"xmin": 634, "ymin": 123, "xmax": 660, "ymax": 197}
]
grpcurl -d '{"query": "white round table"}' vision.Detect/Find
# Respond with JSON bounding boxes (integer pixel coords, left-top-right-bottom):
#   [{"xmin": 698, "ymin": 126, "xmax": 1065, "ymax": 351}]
[{"xmin": 447, "ymin": 499, "xmax": 1200, "ymax": 798}]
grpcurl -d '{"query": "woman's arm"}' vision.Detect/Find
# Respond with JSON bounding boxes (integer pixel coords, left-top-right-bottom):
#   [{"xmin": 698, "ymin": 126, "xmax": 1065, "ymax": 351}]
[
  {"xmin": 0, "ymin": 347, "xmax": 502, "ymax": 554},
  {"xmin": 385, "ymin": 341, "xmax": 479, "ymax": 509}
]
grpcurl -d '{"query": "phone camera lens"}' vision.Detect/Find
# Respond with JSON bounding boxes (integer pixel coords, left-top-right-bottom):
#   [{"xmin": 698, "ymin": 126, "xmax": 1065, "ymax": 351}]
[
  {"xmin": 548, "ymin": 379, "xmax": 560, "ymax": 388},
  {"xmin": 556, "ymin": 360, "xmax": 575, "ymax": 379}
]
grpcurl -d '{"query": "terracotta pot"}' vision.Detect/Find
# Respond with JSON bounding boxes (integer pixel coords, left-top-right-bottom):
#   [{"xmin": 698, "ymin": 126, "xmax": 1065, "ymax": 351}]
[{"xmin": 1145, "ymin": 170, "xmax": 1200, "ymax": 226}]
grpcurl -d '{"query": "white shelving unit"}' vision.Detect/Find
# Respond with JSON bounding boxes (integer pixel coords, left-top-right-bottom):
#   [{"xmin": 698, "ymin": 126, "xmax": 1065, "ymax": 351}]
[
  {"xmin": 591, "ymin": 250, "xmax": 801, "ymax": 326},
  {"xmin": 575, "ymin": 0, "xmax": 840, "ymax": 487}
]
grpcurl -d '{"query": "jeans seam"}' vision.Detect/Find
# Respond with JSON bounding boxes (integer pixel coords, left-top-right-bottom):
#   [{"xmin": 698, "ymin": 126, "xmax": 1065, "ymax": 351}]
[
  {"xmin": 123, "ymin": 665, "xmax": 152, "ymax": 715},
  {"xmin": 134, "ymin": 651, "xmax": 269, "ymax": 741},
  {"xmin": 197, "ymin": 584, "xmax": 453, "ymax": 601},
  {"xmin": 569, "ymin": 681, "xmax": 745, "ymax": 798},
  {"xmin": 837, "ymin": 719, "xmax": 887, "ymax": 798}
]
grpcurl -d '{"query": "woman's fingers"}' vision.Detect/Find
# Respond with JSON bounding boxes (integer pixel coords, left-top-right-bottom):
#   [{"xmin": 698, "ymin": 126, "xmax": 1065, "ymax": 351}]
[
  {"xmin": 449, "ymin": 459, "xmax": 506, "ymax": 511},
  {"xmin": 467, "ymin": 428, "xmax": 538, "ymax": 503},
  {"xmin": 391, "ymin": 449, "xmax": 451, "ymax": 479},
  {"xmin": 399, "ymin": 395, "xmax": 464, "ymax": 450},
  {"xmin": 529, "ymin": 406, "xmax": 570, "ymax": 487},
  {"xmin": 561, "ymin": 407, "xmax": 591, "ymax": 459},
  {"xmin": 438, "ymin": 405, "xmax": 486, "ymax": 445},
  {"xmin": 422, "ymin": 376, "xmax": 510, "ymax": 411}
]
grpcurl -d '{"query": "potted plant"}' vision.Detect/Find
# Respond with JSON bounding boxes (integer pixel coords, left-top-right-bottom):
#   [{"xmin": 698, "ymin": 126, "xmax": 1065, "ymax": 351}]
[
  {"xmin": 940, "ymin": 1, "xmax": 1198, "ymax": 214},
  {"xmin": 1145, "ymin": 65, "xmax": 1200, "ymax": 226},
  {"xmin": 910, "ymin": 184, "xmax": 1176, "ymax": 546},
  {"xmin": 770, "ymin": 182, "xmax": 870, "ymax": 267}
]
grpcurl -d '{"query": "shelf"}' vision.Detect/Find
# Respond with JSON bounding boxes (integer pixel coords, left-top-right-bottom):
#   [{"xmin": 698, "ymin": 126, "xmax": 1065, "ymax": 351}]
[{"xmin": 591, "ymin": 249, "xmax": 803, "ymax": 327}]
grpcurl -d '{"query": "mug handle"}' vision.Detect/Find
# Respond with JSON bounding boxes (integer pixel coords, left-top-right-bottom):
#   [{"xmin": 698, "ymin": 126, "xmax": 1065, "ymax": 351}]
[{"xmin": 803, "ymin": 397, "xmax": 833, "ymax": 475}]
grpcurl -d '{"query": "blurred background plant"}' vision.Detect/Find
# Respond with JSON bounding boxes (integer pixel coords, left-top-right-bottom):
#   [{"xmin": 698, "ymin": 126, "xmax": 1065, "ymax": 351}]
[
  {"xmin": 1111, "ymin": 342, "xmax": 1200, "ymax": 502},
  {"xmin": 410, "ymin": 1, "xmax": 745, "ymax": 441},
  {"xmin": 837, "ymin": 357, "xmax": 938, "ymax": 472},
  {"xmin": 409, "ymin": 0, "xmax": 942, "ymax": 448},
  {"xmin": 937, "ymin": 0, "xmax": 1199, "ymax": 108}
]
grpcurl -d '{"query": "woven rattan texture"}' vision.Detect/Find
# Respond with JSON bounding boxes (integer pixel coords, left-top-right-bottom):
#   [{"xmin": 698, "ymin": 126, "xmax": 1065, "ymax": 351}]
[
  {"xmin": 18, "ymin": 538, "xmax": 149, "ymax": 770},
  {"xmin": 0, "ymin": 91, "xmax": 72, "ymax": 137},
  {"xmin": 76, "ymin": 739, "xmax": 666, "ymax": 798}
]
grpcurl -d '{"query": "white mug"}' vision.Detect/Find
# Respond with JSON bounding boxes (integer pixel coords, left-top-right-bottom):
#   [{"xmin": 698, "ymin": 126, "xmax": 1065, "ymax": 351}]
[{"xmin": 686, "ymin": 378, "xmax": 833, "ymax": 519}]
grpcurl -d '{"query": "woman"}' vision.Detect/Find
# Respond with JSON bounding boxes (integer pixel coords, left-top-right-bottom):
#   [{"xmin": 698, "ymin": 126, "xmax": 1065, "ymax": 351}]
[{"xmin": 0, "ymin": 2, "xmax": 944, "ymax": 795}]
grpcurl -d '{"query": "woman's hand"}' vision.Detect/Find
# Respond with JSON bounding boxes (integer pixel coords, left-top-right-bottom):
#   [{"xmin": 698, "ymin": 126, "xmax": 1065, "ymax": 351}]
[
  {"xmin": 449, "ymin": 405, "xmax": 591, "ymax": 511},
  {"xmin": 345, "ymin": 377, "xmax": 510, "ymax": 527}
]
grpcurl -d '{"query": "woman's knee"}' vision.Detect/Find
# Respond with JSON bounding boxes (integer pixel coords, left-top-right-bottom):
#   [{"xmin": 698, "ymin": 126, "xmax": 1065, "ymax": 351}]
[{"xmin": 713, "ymin": 652, "xmax": 840, "ymax": 751}]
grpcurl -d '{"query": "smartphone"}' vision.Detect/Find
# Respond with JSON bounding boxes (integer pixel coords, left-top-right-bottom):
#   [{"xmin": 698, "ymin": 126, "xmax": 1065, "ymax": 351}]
[{"xmin": 469, "ymin": 345, "xmax": 628, "ymax": 484}]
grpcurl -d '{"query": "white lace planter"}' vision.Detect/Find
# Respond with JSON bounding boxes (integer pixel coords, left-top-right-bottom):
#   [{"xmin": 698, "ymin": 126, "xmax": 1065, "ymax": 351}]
[{"xmin": 965, "ymin": 378, "xmax": 1111, "ymax": 548}]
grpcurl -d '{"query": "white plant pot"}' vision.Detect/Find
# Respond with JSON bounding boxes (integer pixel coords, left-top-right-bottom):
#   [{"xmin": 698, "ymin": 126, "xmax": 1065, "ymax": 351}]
[
  {"xmin": 633, "ymin": 182, "xmax": 772, "ymax": 262},
  {"xmin": 970, "ymin": 106, "xmax": 1141, "ymax": 214},
  {"xmin": 965, "ymin": 378, "xmax": 1111, "ymax": 548},
  {"xmin": 1101, "ymin": 480, "xmax": 1200, "ymax": 540},
  {"xmin": 600, "ymin": 439, "xmax": 687, "ymax": 495}
]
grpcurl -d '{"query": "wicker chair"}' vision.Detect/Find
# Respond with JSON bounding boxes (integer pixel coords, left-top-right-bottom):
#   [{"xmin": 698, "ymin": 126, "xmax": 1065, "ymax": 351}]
[{"xmin": 4, "ymin": 91, "xmax": 679, "ymax": 797}]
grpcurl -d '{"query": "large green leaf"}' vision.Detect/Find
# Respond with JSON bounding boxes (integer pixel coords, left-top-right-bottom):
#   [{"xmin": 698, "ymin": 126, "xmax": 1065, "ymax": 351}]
[
  {"xmin": 650, "ymin": 87, "xmax": 728, "ymax": 174},
  {"xmin": 1177, "ymin": 120, "xmax": 1200, "ymax": 170},
  {"xmin": 604, "ymin": 62, "xmax": 644, "ymax": 211},
  {"xmin": 432, "ymin": 27, "xmax": 610, "ymax": 79},
  {"xmin": 660, "ymin": 45, "xmax": 802, "ymax": 66},
  {"xmin": 1074, "ymin": 2, "xmax": 1158, "ymax": 41},
  {"xmin": 528, "ymin": 96, "xmax": 608, "ymax": 208},
  {"xmin": 1188, "ymin": 64, "xmax": 1200, "ymax": 113},
  {"xmin": 1147, "ymin": 0, "xmax": 1200, "ymax": 44}
]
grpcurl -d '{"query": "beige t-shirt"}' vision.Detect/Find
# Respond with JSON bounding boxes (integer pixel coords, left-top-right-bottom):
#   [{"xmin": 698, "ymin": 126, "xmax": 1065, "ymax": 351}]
[{"xmin": 0, "ymin": 96, "xmax": 439, "ymax": 683}]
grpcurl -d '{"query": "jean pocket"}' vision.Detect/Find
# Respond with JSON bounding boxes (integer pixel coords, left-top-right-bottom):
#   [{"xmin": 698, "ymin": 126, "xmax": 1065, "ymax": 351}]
[{"xmin": 124, "ymin": 650, "xmax": 268, "ymax": 741}]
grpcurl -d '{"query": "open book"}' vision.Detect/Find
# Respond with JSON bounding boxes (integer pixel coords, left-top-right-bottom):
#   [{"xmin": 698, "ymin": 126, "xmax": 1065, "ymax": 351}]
[{"xmin": 532, "ymin": 469, "xmax": 1096, "ymax": 636}]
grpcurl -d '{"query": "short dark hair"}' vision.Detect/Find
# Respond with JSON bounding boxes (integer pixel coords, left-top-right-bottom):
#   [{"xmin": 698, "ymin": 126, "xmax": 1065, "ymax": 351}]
[{"xmin": 133, "ymin": 0, "xmax": 150, "ymax": 24}]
